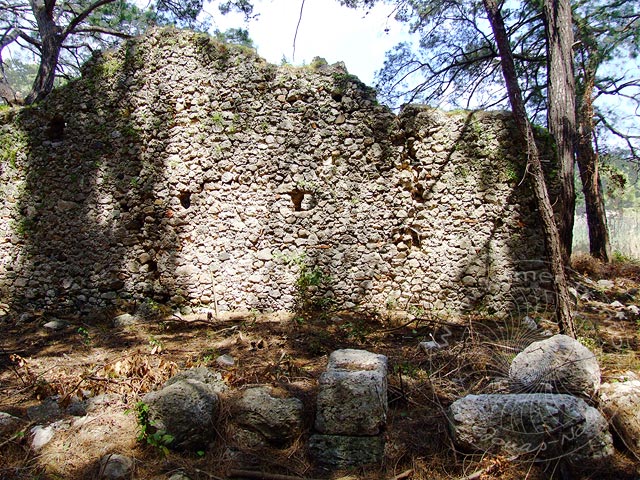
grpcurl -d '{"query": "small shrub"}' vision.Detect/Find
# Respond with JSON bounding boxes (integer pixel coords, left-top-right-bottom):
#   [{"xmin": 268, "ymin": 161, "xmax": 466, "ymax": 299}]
[
  {"xmin": 125, "ymin": 401, "xmax": 174, "ymax": 456},
  {"xmin": 571, "ymin": 253, "xmax": 605, "ymax": 278},
  {"xmin": 277, "ymin": 252, "xmax": 333, "ymax": 314},
  {"xmin": 77, "ymin": 327, "xmax": 91, "ymax": 347},
  {"xmin": 339, "ymin": 319, "xmax": 371, "ymax": 343}
]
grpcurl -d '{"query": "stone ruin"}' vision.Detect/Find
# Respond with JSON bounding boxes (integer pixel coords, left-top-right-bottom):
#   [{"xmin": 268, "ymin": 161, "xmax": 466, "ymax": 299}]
[{"xmin": 0, "ymin": 27, "xmax": 556, "ymax": 318}]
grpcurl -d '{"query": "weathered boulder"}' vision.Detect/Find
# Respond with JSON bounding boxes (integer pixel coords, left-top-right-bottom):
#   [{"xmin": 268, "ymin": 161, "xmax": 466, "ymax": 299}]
[
  {"xmin": 509, "ymin": 334, "xmax": 600, "ymax": 398},
  {"xmin": 599, "ymin": 380, "xmax": 640, "ymax": 456},
  {"xmin": 142, "ymin": 379, "xmax": 220, "ymax": 451},
  {"xmin": 231, "ymin": 386, "xmax": 304, "ymax": 447},
  {"xmin": 164, "ymin": 367, "xmax": 227, "ymax": 392},
  {"xmin": 449, "ymin": 393, "xmax": 613, "ymax": 465},
  {"xmin": 308, "ymin": 434, "xmax": 385, "ymax": 468},
  {"xmin": 112, "ymin": 313, "xmax": 143, "ymax": 327},
  {"xmin": 98, "ymin": 453, "xmax": 134, "ymax": 479},
  {"xmin": 315, "ymin": 349, "xmax": 387, "ymax": 436},
  {"xmin": 0, "ymin": 412, "xmax": 26, "ymax": 437}
]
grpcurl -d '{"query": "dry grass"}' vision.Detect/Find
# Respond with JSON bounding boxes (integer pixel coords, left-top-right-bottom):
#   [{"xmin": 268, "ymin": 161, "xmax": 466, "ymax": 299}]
[
  {"xmin": 1, "ymin": 261, "xmax": 639, "ymax": 479},
  {"xmin": 572, "ymin": 252, "xmax": 640, "ymax": 282}
]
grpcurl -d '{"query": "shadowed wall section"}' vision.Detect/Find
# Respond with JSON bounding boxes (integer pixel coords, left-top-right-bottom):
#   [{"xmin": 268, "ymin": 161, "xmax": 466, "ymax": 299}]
[{"xmin": 0, "ymin": 28, "xmax": 553, "ymax": 317}]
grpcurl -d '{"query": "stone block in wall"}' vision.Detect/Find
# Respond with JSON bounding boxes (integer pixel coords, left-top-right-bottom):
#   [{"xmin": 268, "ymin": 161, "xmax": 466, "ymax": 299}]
[
  {"xmin": 308, "ymin": 434, "xmax": 385, "ymax": 468},
  {"xmin": 315, "ymin": 349, "xmax": 387, "ymax": 436}
]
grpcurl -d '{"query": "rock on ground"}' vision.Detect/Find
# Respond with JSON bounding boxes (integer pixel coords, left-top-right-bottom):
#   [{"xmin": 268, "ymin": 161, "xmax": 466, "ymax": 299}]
[
  {"xmin": 98, "ymin": 453, "xmax": 134, "ymax": 479},
  {"xmin": 448, "ymin": 393, "xmax": 613, "ymax": 465},
  {"xmin": 231, "ymin": 386, "xmax": 304, "ymax": 447},
  {"xmin": 112, "ymin": 313, "xmax": 143, "ymax": 327},
  {"xmin": 0, "ymin": 412, "xmax": 26, "ymax": 437},
  {"xmin": 599, "ymin": 380, "xmax": 640, "ymax": 457},
  {"xmin": 27, "ymin": 397, "xmax": 61, "ymax": 422},
  {"xmin": 509, "ymin": 334, "xmax": 600, "ymax": 398},
  {"xmin": 30, "ymin": 424, "xmax": 55, "ymax": 451},
  {"xmin": 164, "ymin": 367, "xmax": 228, "ymax": 392},
  {"xmin": 142, "ymin": 379, "xmax": 220, "ymax": 451}
]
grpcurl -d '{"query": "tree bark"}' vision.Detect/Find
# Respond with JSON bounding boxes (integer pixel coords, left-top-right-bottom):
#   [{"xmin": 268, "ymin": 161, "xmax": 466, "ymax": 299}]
[
  {"xmin": 542, "ymin": 0, "xmax": 576, "ymax": 264},
  {"xmin": 22, "ymin": 0, "xmax": 118, "ymax": 104},
  {"xmin": 482, "ymin": 0, "xmax": 576, "ymax": 338},
  {"xmin": 25, "ymin": 0, "xmax": 63, "ymax": 104},
  {"xmin": 576, "ymin": 72, "xmax": 611, "ymax": 262}
]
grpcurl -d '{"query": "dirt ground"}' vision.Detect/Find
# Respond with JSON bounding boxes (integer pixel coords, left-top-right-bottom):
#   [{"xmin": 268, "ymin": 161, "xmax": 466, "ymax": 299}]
[{"xmin": 1, "ymin": 254, "xmax": 639, "ymax": 480}]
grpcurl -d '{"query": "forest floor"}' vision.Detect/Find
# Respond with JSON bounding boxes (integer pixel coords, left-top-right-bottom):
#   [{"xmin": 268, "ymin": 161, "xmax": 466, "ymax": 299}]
[{"xmin": 0, "ymin": 254, "xmax": 639, "ymax": 480}]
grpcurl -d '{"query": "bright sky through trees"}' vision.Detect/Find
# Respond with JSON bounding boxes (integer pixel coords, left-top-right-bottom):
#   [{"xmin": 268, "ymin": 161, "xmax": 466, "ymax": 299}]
[
  {"xmin": 206, "ymin": 0, "xmax": 410, "ymax": 85},
  {"xmin": 208, "ymin": 0, "xmax": 638, "ymax": 151}
]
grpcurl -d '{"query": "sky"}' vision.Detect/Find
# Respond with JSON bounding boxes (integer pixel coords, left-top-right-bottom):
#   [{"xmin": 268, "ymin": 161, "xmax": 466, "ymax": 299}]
[{"xmin": 204, "ymin": 0, "xmax": 411, "ymax": 87}]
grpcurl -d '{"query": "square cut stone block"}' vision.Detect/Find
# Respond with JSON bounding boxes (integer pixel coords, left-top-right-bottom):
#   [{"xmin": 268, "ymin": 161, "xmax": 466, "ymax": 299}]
[
  {"xmin": 327, "ymin": 348, "xmax": 388, "ymax": 373},
  {"xmin": 308, "ymin": 434, "xmax": 385, "ymax": 468},
  {"xmin": 315, "ymin": 350, "xmax": 388, "ymax": 436}
]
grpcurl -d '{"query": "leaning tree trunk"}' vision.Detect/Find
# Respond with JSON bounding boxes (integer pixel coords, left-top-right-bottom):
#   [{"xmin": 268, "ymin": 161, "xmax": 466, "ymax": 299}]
[
  {"xmin": 25, "ymin": 38, "xmax": 61, "ymax": 104},
  {"xmin": 482, "ymin": 0, "xmax": 577, "ymax": 338},
  {"xmin": 543, "ymin": 0, "xmax": 577, "ymax": 264},
  {"xmin": 25, "ymin": 0, "xmax": 63, "ymax": 105},
  {"xmin": 576, "ymin": 74, "xmax": 611, "ymax": 262}
]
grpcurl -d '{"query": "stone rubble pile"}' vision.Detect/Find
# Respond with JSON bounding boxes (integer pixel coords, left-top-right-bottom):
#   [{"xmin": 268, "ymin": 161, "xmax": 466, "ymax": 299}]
[
  {"xmin": 2, "ymin": 342, "xmax": 638, "ymax": 478},
  {"xmin": 449, "ymin": 334, "xmax": 618, "ymax": 466}
]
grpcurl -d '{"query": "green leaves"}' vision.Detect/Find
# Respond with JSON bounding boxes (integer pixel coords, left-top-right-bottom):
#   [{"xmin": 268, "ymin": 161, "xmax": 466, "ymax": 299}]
[{"xmin": 125, "ymin": 401, "xmax": 175, "ymax": 455}]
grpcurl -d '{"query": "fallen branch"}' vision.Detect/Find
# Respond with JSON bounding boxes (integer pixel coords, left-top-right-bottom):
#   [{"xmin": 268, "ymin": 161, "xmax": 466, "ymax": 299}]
[
  {"xmin": 389, "ymin": 468, "xmax": 413, "ymax": 480},
  {"xmin": 161, "ymin": 314, "xmax": 246, "ymax": 330},
  {"xmin": 0, "ymin": 422, "xmax": 33, "ymax": 450},
  {"xmin": 228, "ymin": 469, "xmax": 323, "ymax": 480},
  {"xmin": 456, "ymin": 455, "xmax": 519, "ymax": 480}
]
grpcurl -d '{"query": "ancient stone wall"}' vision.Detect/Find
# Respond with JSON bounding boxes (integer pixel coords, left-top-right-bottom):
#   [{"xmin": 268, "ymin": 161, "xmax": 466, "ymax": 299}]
[{"xmin": 0, "ymin": 28, "xmax": 551, "ymax": 316}]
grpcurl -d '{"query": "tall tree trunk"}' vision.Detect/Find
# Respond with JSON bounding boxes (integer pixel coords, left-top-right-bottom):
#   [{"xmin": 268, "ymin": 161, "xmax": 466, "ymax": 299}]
[
  {"xmin": 482, "ymin": 0, "xmax": 576, "ymax": 338},
  {"xmin": 25, "ymin": 0, "xmax": 63, "ymax": 105},
  {"xmin": 543, "ymin": 0, "xmax": 576, "ymax": 264},
  {"xmin": 576, "ymin": 73, "xmax": 611, "ymax": 261}
]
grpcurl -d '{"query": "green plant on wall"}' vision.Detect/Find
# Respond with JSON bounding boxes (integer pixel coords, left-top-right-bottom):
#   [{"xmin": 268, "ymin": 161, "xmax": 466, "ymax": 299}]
[
  {"xmin": 211, "ymin": 111, "xmax": 224, "ymax": 126},
  {"xmin": 98, "ymin": 55, "xmax": 123, "ymax": 79},
  {"xmin": 277, "ymin": 251, "xmax": 333, "ymax": 314},
  {"xmin": 10, "ymin": 217, "xmax": 33, "ymax": 237},
  {"xmin": 0, "ymin": 128, "xmax": 27, "ymax": 169}
]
